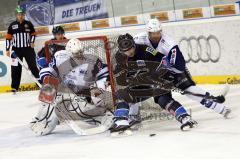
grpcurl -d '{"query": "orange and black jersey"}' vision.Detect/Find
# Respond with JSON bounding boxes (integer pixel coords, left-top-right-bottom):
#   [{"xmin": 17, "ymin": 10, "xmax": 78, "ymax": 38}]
[{"xmin": 6, "ymin": 20, "xmax": 36, "ymax": 51}]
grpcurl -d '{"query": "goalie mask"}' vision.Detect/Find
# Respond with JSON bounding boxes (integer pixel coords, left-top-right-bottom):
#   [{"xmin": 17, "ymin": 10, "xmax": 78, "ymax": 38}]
[{"xmin": 66, "ymin": 38, "xmax": 84, "ymax": 58}]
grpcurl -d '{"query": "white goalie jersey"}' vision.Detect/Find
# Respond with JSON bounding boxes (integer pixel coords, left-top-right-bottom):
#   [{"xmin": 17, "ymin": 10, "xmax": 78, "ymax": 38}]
[{"xmin": 39, "ymin": 50, "xmax": 109, "ymax": 93}]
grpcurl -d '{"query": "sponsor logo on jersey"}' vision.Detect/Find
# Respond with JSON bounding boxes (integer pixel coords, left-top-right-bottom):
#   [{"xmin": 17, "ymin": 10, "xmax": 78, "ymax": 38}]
[
  {"xmin": 146, "ymin": 47, "xmax": 158, "ymax": 56},
  {"xmin": 170, "ymin": 48, "xmax": 176, "ymax": 65},
  {"xmin": 161, "ymin": 38, "xmax": 170, "ymax": 48},
  {"xmin": 12, "ymin": 24, "xmax": 18, "ymax": 30},
  {"xmin": 79, "ymin": 69, "xmax": 87, "ymax": 75},
  {"xmin": 136, "ymin": 60, "xmax": 146, "ymax": 67}
]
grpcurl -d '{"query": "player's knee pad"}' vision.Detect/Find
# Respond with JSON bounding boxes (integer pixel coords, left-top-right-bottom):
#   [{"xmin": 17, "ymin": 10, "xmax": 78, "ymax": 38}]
[
  {"xmin": 166, "ymin": 101, "xmax": 189, "ymax": 121},
  {"xmin": 30, "ymin": 102, "xmax": 59, "ymax": 136},
  {"xmin": 154, "ymin": 95, "xmax": 188, "ymax": 120},
  {"xmin": 154, "ymin": 93, "xmax": 172, "ymax": 109}
]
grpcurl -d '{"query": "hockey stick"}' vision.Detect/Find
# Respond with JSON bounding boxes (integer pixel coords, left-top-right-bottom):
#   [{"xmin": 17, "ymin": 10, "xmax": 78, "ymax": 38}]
[
  {"xmin": 147, "ymin": 77, "xmax": 229, "ymax": 103},
  {"xmin": 127, "ymin": 65, "xmax": 228, "ymax": 103},
  {"xmin": 54, "ymin": 86, "xmax": 113, "ymax": 135},
  {"xmin": 171, "ymin": 84, "xmax": 230, "ymax": 103}
]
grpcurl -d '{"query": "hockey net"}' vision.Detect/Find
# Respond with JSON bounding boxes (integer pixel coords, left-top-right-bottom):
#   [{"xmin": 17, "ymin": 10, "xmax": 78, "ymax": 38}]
[{"xmin": 44, "ymin": 35, "xmax": 171, "ymax": 121}]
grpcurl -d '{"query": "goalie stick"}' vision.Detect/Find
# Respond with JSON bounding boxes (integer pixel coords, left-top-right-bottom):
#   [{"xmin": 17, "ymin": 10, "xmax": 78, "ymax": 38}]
[
  {"xmin": 53, "ymin": 89, "xmax": 113, "ymax": 136},
  {"xmin": 54, "ymin": 96, "xmax": 112, "ymax": 136}
]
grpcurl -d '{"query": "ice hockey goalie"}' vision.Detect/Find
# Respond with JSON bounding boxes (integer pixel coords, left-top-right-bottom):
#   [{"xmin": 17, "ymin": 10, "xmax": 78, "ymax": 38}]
[{"xmin": 30, "ymin": 38, "xmax": 113, "ymax": 136}]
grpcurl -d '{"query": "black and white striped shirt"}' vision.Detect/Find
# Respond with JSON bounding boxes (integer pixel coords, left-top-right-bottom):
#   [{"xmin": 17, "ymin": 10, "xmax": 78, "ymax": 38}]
[{"xmin": 6, "ymin": 20, "xmax": 36, "ymax": 51}]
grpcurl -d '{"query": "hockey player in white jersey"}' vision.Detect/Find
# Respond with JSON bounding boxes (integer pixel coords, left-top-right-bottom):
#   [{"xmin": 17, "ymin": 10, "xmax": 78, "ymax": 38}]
[
  {"xmin": 132, "ymin": 18, "xmax": 231, "ymax": 118},
  {"xmin": 30, "ymin": 38, "xmax": 113, "ymax": 136}
]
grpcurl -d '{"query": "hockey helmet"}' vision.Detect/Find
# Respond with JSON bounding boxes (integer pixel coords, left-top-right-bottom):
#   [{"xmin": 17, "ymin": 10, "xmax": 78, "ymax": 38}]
[
  {"xmin": 66, "ymin": 38, "xmax": 84, "ymax": 57},
  {"xmin": 146, "ymin": 19, "xmax": 162, "ymax": 32},
  {"xmin": 117, "ymin": 33, "xmax": 135, "ymax": 52},
  {"xmin": 52, "ymin": 26, "xmax": 65, "ymax": 35}
]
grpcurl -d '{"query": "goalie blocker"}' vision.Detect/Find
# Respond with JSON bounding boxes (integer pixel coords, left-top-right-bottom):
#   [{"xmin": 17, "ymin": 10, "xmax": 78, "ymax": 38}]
[{"xmin": 39, "ymin": 76, "xmax": 60, "ymax": 104}]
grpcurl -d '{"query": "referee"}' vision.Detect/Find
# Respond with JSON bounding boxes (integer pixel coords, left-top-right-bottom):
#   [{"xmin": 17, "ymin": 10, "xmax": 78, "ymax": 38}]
[{"xmin": 6, "ymin": 6, "xmax": 39, "ymax": 93}]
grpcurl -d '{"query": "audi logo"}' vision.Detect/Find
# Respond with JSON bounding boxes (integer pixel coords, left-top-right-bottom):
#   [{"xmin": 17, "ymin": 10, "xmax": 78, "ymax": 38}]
[{"xmin": 179, "ymin": 35, "xmax": 221, "ymax": 63}]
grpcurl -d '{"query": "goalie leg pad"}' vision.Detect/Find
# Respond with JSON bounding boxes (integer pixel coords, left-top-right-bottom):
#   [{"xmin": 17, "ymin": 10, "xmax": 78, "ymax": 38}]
[{"xmin": 30, "ymin": 102, "xmax": 59, "ymax": 136}]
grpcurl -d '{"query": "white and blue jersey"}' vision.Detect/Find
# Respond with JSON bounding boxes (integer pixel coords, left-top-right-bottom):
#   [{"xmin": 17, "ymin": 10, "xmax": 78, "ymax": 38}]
[
  {"xmin": 134, "ymin": 32, "xmax": 186, "ymax": 71},
  {"xmin": 39, "ymin": 50, "xmax": 109, "ymax": 92}
]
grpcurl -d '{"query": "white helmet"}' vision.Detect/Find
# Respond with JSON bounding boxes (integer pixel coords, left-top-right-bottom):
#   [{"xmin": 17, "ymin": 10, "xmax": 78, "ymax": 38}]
[
  {"xmin": 66, "ymin": 38, "xmax": 84, "ymax": 57},
  {"xmin": 146, "ymin": 19, "xmax": 162, "ymax": 32}
]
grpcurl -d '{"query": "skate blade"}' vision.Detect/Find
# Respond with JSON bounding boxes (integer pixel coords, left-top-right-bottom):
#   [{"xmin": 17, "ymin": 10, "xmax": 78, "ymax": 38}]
[{"xmin": 181, "ymin": 123, "xmax": 198, "ymax": 131}]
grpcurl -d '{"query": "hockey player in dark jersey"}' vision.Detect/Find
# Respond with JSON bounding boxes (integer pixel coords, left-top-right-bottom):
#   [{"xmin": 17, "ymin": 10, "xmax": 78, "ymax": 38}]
[
  {"xmin": 37, "ymin": 26, "xmax": 66, "ymax": 69},
  {"xmin": 134, "ymin": 19, "xmax": 231, "ymax": 118},
  {"xmin": 111, "ymin": 33, "xmax": 198, "ymax": 132}
]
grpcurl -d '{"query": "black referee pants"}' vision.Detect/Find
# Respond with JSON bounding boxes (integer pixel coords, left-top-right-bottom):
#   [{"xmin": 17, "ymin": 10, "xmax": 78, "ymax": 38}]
[{"xmin": 11, "ymin": 47, "xmax": 39, "ymax": 90}]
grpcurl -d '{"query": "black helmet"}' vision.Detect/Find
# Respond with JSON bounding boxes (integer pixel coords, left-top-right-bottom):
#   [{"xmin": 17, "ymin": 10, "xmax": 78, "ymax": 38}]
[
  {"xmin": 117, "ymin": 33, "xmax": 135, "ymax": 52},
  {"xmin": 52, "ymin": 26, "xmax": 65, "ymax": 35}
]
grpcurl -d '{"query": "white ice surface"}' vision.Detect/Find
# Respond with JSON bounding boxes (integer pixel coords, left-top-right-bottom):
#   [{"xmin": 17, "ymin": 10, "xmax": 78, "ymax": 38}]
[{"xmin": 0, "ymin": 85, "xmax": 239, "ymax": 159}]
